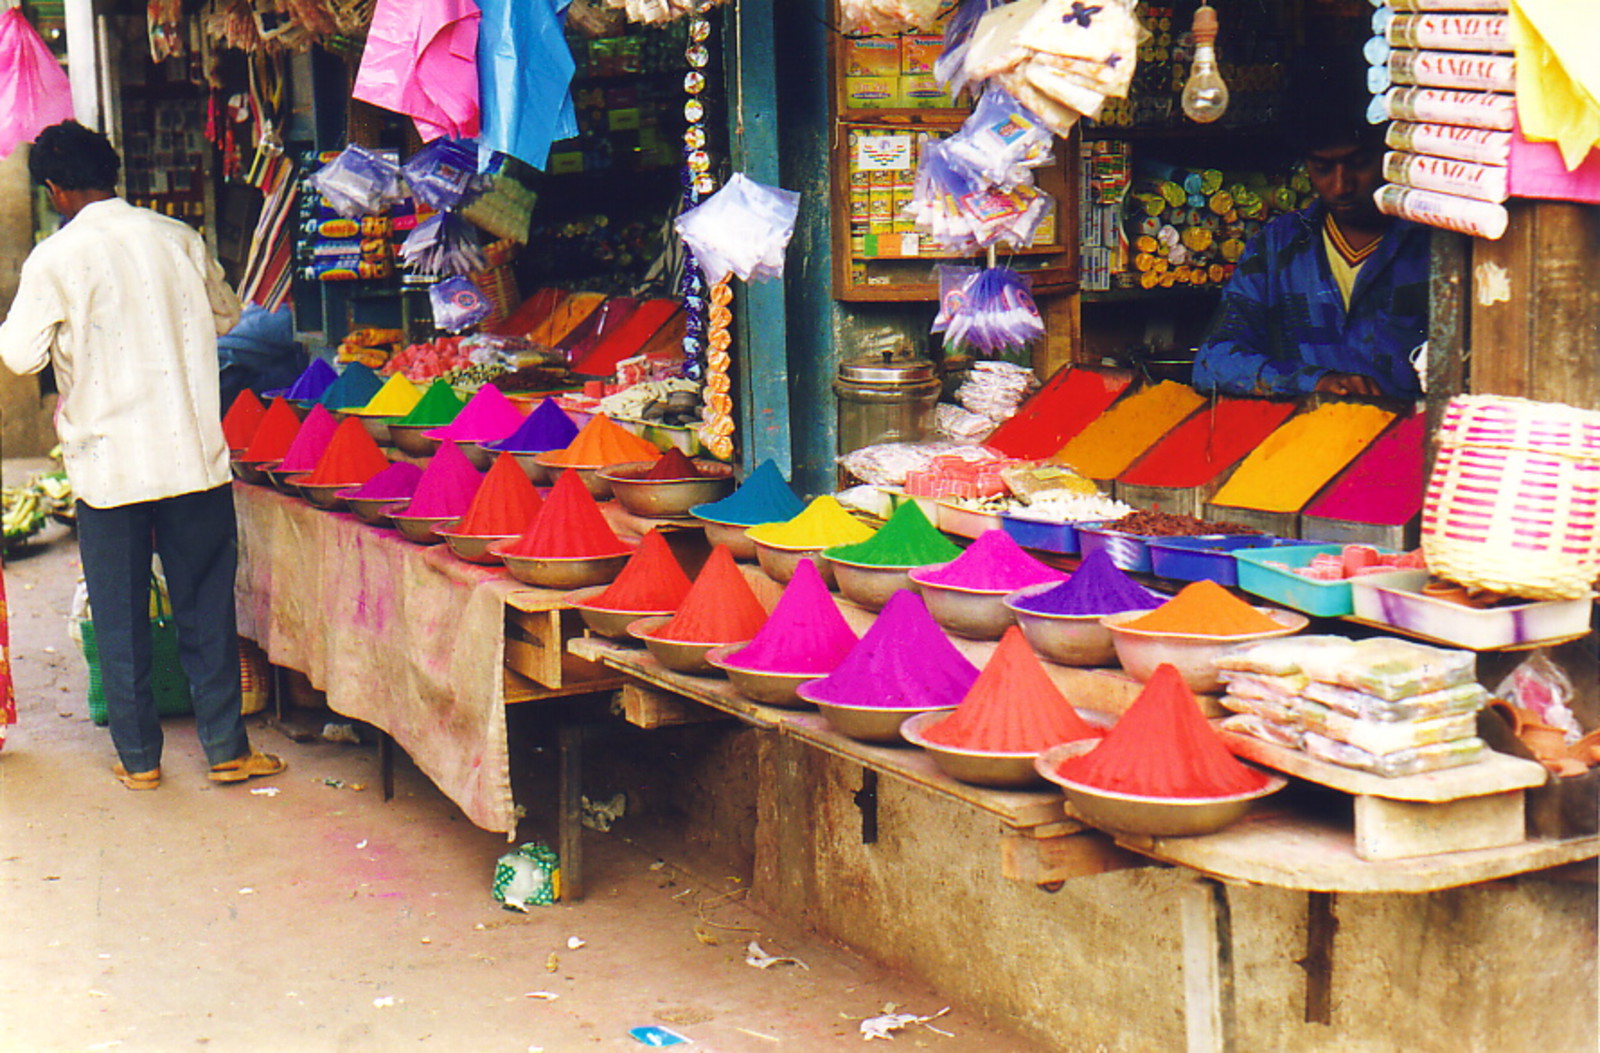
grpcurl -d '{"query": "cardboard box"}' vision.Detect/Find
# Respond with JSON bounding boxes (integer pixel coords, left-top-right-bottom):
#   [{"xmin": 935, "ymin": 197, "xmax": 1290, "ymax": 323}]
[
  {"xmin": 899, "ymin": 74, "xmax": 953, "ymax": 109},
  {"xmin": 901, "ymin": 35, "xmax": 944, "ymax": 75},
  {"xmin": 845, "ymin": 76, "xmax": 898, "ymax": 109},
  {"xmin": 845, "ymin": 37, "xmax": 900, "ymax": 77}
]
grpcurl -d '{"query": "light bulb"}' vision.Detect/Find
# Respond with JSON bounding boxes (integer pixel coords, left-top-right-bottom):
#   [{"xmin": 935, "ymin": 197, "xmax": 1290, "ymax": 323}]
[{"xmin": 1181, "ymin": 3, "xmax": 1230, "ymax": 124}]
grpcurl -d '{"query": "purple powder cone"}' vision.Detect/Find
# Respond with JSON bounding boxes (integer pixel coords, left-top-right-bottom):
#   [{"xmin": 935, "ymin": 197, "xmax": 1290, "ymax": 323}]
[
  {"xmin": 912, "ymin": 529, "xmax": 1066, "ymax": 592},
  {"xmin": 285, "ymin": 358, "xmax": 338, "ymax": 401},
  {"xmin": 484, "ymin": 397, "xmax": 581, "ymax": 453},
  {"xmin": 345, "ymin": 461, "xmax": 425, "ymax": 501},
  {"xmin": 800, "ymin": 590, "xmax": 980, "ymax": 709},
  {"xmin": 1010, "ymin": 548, "xmax": 1165, "ymax": 616},
  {"xmin": 723, "ymin": 559, "xmax": 858, "ymax": 675}
]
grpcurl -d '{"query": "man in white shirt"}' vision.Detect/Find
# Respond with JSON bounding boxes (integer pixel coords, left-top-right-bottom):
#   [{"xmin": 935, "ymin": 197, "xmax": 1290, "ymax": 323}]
[{"xmin": 0, "ymin": 121, "xmax": 285, "ymax": 789}]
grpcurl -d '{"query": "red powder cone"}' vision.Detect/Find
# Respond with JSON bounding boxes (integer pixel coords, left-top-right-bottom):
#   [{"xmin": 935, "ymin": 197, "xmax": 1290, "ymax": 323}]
[
  {"xmin": 654, "ymin": 546, "xmax": 768, "ymax": 644},
  {"xmin": 590, "ymin": 529, "xmax": 693, "ymax": 611},
  {"xmin": 1057, "ymin": 663, "xmax": 1270, "ymax": 798},
  {"xmin": 500, "ymin": 468, "xmax": 628, "ymax": 558},
  {"xmin": 241, "ymin": 397, "xmax": 303, "ymax": 464},
  {"xmin": 455, "ymin": 452, "xmax": 544, "ymax": 535},
  {"xmin": 921, "ymin": 626, "xmax": 1103, "ymax": 752},
  {"xmin": 223, "ymin": 389, "xmax": 267, "ymax": 451},
  {"xmin": 275, "ymin": 404, "xmax": 340, "ymax": 474},
  {"xmin": 643, "ymin": 448, "xmax": 703, "ymax": 481},
  {"xmin": 303, "ymin": 418, "xmax": 392, "ymax": 485}
]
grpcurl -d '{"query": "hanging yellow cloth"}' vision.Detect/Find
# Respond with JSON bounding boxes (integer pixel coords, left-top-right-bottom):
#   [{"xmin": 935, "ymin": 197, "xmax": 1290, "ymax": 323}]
[{"xmin": 1510, "ymin": 0, "xmax": 1600, "ymax": 171}]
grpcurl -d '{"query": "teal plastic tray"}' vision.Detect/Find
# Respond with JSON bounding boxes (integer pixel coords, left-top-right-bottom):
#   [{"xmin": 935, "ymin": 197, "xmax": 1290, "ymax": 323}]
[{"xmin": 1233, "ymin": 543, "xmax": 1370, "ymax": 617}]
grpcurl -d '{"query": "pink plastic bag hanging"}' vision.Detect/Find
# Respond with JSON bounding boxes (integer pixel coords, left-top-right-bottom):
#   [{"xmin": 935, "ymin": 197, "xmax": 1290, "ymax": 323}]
[
  {"xmin": 0, "ymin": 7, "xmax": 73, "ymax": 160},
  {"xmin": 353, "ymin": 0, "xmax": 481, "ymax": 142}
]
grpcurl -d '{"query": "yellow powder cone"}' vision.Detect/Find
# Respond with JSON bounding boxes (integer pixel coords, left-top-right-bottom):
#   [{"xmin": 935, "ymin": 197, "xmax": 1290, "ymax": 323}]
[
  {"xmin": 1211, "ymin": 403, "xmax": 1395, "ymax": 513},
  {"xmin": 746, "ymin": 495, "xmax": 875, "ymax": 548},
  {"xmin": 354, "ymin": 373, "xmax": 422, "ymax": 417},
  {"xmin": 1055, "ymin": 381, "xmax": 1205, "ymax": 480}
]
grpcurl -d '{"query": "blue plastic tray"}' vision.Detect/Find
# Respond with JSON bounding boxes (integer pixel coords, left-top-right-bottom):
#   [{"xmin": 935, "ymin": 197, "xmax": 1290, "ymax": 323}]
[
  {"xmin": 1147, "ymin": 535, "xmax": 1303, "ymax": 587},
  {"xmin": 1075, "ymin": 524, "xmax": 1150, "ymax": 573},
  {"xmin": 999, "ymin": 514, "xmax": 1081, "ymax": 555},
  {"xmin": 1233, "ymin": 543, "xmax": 1399, "ymax": 617}
]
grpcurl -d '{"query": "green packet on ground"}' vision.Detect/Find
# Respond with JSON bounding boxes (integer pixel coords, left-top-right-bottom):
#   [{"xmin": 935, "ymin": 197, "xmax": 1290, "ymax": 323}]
[{"xmin": 492, "ymin": 842, "xmax": 560, "ymax": 910}]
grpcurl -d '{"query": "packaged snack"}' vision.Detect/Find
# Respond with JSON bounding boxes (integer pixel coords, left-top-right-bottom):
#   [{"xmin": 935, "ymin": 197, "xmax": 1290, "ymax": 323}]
[
  {"xmin": 1336, "ymin": 638, "xmax": 1477, "ymax": 701},
  {"xmin": 1215, "ymin": 636, "xmax": 1358, "ymax": 678},
  {"xmin": 1221, "ymin": 712, "xmax": 1305, "ymax": 750},
  {"xmin": 1302, "ymin": 680, "xmax": 1488, "ymax": 723},
  {"xmin": 1292, "ymin": 699, "xmax": 1480, "ymax": 756},
  {"xmin": 1302, "ymin": 731, "xmax": 1485, "ymax": 777}
]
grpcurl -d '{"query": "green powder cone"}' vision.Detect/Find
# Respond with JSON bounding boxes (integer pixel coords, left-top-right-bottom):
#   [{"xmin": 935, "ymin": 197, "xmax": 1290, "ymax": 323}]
[
  {"xmin": 824, "ymin": 500, "xmax": 961, "ymax": 567},
  {"xmin": 395, "ymin": 379, "xmax": 466, "ymax": 427}
]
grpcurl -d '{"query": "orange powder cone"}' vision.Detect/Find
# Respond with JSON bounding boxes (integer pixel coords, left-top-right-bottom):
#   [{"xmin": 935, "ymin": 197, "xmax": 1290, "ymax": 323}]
[
  {"xmin": 500, "ymin": 468, "xmax": 628, "ymax": 558},
  {"xmin": 454, "ymin": 452, "xmax": 544, "ymax": 536},
  {"xmin": 1121, "ymin": 580, "xmax": 1282, "ymax": 636},
  {"xmin": 590, "ymin": 529, "xmax": 694, "ymax": 611},
  {"xmin": 539, "ymin": 414, "xmax": 662, "ymax": 468},
  {"xmin": 1056, "ymin": 663, "xmax": 1270, "ymax": 798},
  {"xmin": 241, "ymin": 397, "xmax": 303, "ymax": 463},
  {"xmin": 920, "ymin": 627, "xmax": 1104, "ymax": 752},
  {"xmin": 654, "ymin": 546, "xmax": 769, "ymax": 644},
  {"xmin": 223, "ymin": 389, "xmax": 267, "ymax": 451},
  {"xmin": 302, "ymin": 417, "xmax": 392, "ymax": 486}
]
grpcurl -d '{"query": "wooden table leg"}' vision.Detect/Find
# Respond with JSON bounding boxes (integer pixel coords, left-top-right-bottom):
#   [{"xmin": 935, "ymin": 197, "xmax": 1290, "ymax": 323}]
[
  {"xmin": 559, "ymin": 722, "xmax": 585, "ymax": 902},
  {"xmin": 1183, "ymin": 875, "xmax": 1236, "ymax": 1053}
]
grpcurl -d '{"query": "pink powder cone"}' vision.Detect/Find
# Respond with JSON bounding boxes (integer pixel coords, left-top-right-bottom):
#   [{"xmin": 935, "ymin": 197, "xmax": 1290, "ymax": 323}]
[
  {"xmin": 913, "ymin": 529, "xmax": 1066, "ymax": 592},
  {"xmin": 720, "ymin": 558, "xmax": 858, "ymax": 675},
  {"xmin": 800, "ymin": 590, "xmax": 980, "ymax": 710},
  {"xmin": 274, "ymin": 404, "xmax": 341, "ymax": 474},
  {"xmin": 424, "ymin": 384, "xmax": 528, "ymax": 443},
  {"xmin": 402, "ymin": 441, "xmax": 485, "ymax": 518}
]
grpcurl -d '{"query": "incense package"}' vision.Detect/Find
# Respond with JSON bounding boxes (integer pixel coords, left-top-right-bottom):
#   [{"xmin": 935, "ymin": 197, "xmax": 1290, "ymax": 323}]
[
  {"xmin": 1369, "ymin": 87, "xmax": 1514, "ymax": 131},
  {"xmin": 1383, "ymin": 151, "xmax": 1508, "ymax": 203},
  {"xmin": 1378, "ymin": 11, "xmax": 1510, "ymax": 52},
  {"xmin": 1386, "ymin": 121, "xmax": 1510, "ymax": 167},
  {"xmin": 1367, "ymin": 48, "xmax": 1515, "ymax": 94},
  {"xmin": 1376, "ymin": 184, "xmax": 1508, "ymax": 240}
]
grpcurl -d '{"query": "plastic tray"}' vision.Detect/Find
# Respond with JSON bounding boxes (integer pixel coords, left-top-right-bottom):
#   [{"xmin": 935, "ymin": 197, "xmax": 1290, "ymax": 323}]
[
  {"xmin": 999, "ymin": 513, "xmax": 1081, "ymax": 555},
  {"xmin": 1233, "ymin": 543, "xmax": 1400, "ymax": 618},
  {"xmin": 1349, "ymin": 568, "xmax": 1594, "ymax": 650},
  {"xmin": 1075, "ymin": 524, "xmax": 1151, "ymax": 573},
  {"xmin": 936, "ymin": 500, "xmax": 1002, "ymax": 540},
  {"xmin": 1146, "ymin": 535, "xmax": 1299, "ymax": 586}
]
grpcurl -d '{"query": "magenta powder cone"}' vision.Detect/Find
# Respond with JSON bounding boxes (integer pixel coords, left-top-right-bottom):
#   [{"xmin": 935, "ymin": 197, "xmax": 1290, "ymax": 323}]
[
  {"xmin": 800, "ymin": 590, "xmax": 980, "ymax": 709},
  {"xmin": 722, "ymin": 558, "xmax": 858, "ymax": 675},
  {"xmin": 913, "ymin": 529, "xmax": 1066, "ymax": 592},
  {"xmin": 424, "ymin": 384, "xmax": 527, "ymax": 443},
  {"xmin": 402, "ymin": 441, "xmax": 485, "ymax": 518},
  {"xmin": 346, "ymin": 461, "xmax": 425, "ymax": 501},
  {"xmin": 274, "ymin": 403, "xmax": 340, "ymax": 473}
]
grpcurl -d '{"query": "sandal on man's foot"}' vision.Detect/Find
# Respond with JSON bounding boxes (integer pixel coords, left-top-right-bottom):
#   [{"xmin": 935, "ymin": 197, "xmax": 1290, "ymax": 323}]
[
  {"xmin": 112, "ymin": 762, "xmax": 161, "ymax": 790},
  {"xmin": 208, "ymin": 750, "xmax": 287, "ymax": 783}
]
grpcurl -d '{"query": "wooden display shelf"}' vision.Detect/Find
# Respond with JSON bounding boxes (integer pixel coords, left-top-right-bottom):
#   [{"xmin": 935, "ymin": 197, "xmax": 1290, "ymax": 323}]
[
  {"xmin": 569, "ymin": 635, "xmax": 787, "ymax": 729},
  {"xmin": 504, "ymin": 590, "xmax": 626, "ymax": 694}
]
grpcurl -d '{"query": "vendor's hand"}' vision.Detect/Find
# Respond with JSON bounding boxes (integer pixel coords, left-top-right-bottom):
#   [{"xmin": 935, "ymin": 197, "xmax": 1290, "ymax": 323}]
[{"xmin": 1315, "ymin": 372, "xmax": 1383, "ymax": 397}]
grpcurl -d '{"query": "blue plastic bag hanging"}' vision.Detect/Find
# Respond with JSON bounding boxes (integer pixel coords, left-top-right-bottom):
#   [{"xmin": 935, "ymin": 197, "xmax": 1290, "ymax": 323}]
[
  {"xmin": 942, "ymin": 266, "xmax": 1044, "ymax": 357},
  {"xmin": 931, "ymin": 263, "xmax": 980, "ymax": 335},
  {"xmin": 476, "ymin": 0, "xmax": 578, "ymax": 171},
  {"xmin": 430, "ymin": 275, "xmax": 493, "ymax": 332},
  {"xmin": 309, "ymin": 145, "xmax": 402, "ymax": 218},
  {"xmin": 402, "ymin": 138, "xmax": 481, "ymax": 211}
]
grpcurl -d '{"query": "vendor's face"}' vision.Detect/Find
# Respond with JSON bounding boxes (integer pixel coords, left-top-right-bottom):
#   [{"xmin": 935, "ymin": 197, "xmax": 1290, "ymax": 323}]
[{"xmin": 1305, "ymin": 142, "xmax": 1383, "ymax": 225}]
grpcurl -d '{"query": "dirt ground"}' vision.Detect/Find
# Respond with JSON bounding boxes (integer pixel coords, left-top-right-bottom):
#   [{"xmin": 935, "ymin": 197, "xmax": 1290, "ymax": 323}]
[{"xmin": 0, "ymin": 464, "xmax": 1041, "ymax": 1053}]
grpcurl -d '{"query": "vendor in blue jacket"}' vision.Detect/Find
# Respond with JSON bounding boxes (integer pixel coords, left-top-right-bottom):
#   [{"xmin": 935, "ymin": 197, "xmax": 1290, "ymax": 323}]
[{"xmin": 1192, "ymin": 107, "xmax": 1430, "ymax": 399}]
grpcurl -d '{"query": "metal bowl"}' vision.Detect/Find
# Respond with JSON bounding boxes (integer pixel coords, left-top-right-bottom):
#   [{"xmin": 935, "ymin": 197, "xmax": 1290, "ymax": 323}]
[
  {"xmin": 697, "ymin": 518, "xmax": 759, "ymax": 561},
  {"xmin": 1036, "ymin": 740, "xmax": 1287, "ymax": 836},
  {"xmin": 800, "ymin": 691, "xmax": 938, "ymax": 744},
  {"xmin": 1102, "ymin": 608, "xmax": 1309, "ymax": 694},
  {"xmin": 341, "ymin": 493, "xmax": 408, "ymax": 526},
  {"xmin": 562, "ymin": 585, "xmax": 674, "ymax": 640},
  {"xmin": 450, "ymin": 438, "xmax": 497, "ymax": 471},
  {"xmin": 296, "ymin": 480, "xmax": 353, "ymax": 510},
  {"xmin": 533, "ymin": 457, "xmax": 612, "ymax": 499},
  {"xmin": 1003, "ymin": 582, "xmax": 1129, "ymax": 667},
  {"xmin": 388, "ymin": 423, "xmax": 442, "ymax": 458},
  {"xmin": 704, "ymin": 644, "xmax": 819, "ymax": 707},
  {"xmin": 264, "ymin": 466, "xmax": 309, "ymax": 495},
  {"xmin": 287, "ymin": 399, "xmax": 314, "ymax": 420},
  {"xmin": 231, "ymin": 458, "xmax": 274, "ymax": 486},
  {"xmin": 627, "ymin": 615, "xmax": 727, "ymax": 675},
  {"xmin": 599, "ymin": 460, "xmax": 736, "ymax": 519},
  {"xmin": 907, "ymin": 568, "xmax": 1016, "ymax": 640},
  {"xmin": 389, "ymin": 511, "xmax": 459, "ymax": 545},
  {"xmin": 824, "ymin": 556, "xmax": 919, "ymax": 613},
  {"xmin": 491, "ymin": 543, "xmax": 631, "ymax": 589},
  {"xmin": 898, "ymin": 710, "xmax": 1049, "ymax": 789},
  {"xmin": 753, "ymin": 542, "xmax": 836, "ymax": 588},
  {"xmin": 481, "ymin": 448, "xmax": 555, "ymax": 485},
  {"xmin": 438, "ymin": 528, "xmax": 517, "ymax": 565},
  {"xmin": 352, "ymin": 414, "xmax": 394, "ymax": 446}
]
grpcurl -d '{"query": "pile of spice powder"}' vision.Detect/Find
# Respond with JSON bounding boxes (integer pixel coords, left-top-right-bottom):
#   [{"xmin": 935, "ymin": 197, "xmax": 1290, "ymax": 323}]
[
  {"xmin": 540, "ymin": 414, "xmax": 661, "ymax": 468},
  {"xmin": 590, "ymin": 529, "xmax": 693, "ymax": 611},
  {"xmin": 484, "ymin": 398, "xmax": 580, "ymax": 454},
  {"xmin": 355, "ymin": 373, "xmax": 422, "ymax": 417},
  {"xmin": 653, "ymin": 545, "xmax": 769, "ymax": 643},
  {"xmin": 825, "ymin": 500, "xmax": 961, "ymax": 567},
  {"xmin": 1304, "ymin": 411, "xmax": 1425, "ymax": 526},
  {"xmin": 722, "ymin": 558, "xmax": 858, "ymax": 675},
  {"xmin": 1012, "ymin": 549, "xmax": 1165, "ymax": 616},
  {"xmin": 274, "ymin": 404, "xmax": 341, "ymax": 474},
  {"xmin": 222, "ymin": 389, "xmax": 266, "ymax": 451},
  {"xmin": 284, "ymin": 358, "xmax": 337, "ymax": 402},
  {"xmin": 427, "ymin": 384, "xmax": 527, "ymax": 443},
  {"xmin": 318, "ymin": 363, "xmax": 383, "ymax": 411},
  {"xmin": 1057, "ymin": 663, "xmax": 1270, "ymax": 797},
  {"xmin": 692, "ymin": 459, "xmax": 805, "ymax": 525},
  {"xmin": 1210, "ymin": 402, "xmax": 1396, "ymax": 513},
  {"xmin": 745, "ymin": 495, "xmax": 874, "ymax": 549},
  {"xmin": 345, "ymin": 461, "xmax": 423, "ymax": 501},
  {"xmin": 241, "ymin": 398, "xmax": 306, "ymax": 463},
  {"xmin": 454, "ymin": 452, "xmax": 544, "ymax": 536},
  {"xmin": 641, "ymin": 448, "xmax": 709, "ymax": 480},
  {"xmin": 919, "ymin": 627, "xmax": 1104, "ymax": 753},
  {"xmin": 986, "ymin": 367, "xmax": 1132, "ymax": 460},
  {"xmin": 801, "ymin": 590, "xmax": 980, "ymax": 710},
  {"xmin": 913, "ymin": 529, "xmax": 1065, "ymax": 592},
  {"xmin": 1056, "ymin": 381, "xmax": 1205, "ymax": 480},
  {"xmin": 1122, "ymin": 580, "xmax": 1283, "ymax": 636},
  {"xmin": 1119, "ymin": 397, "xmax": 1297, "ymax": 489},
  {"xmin": 401, "ymin": 441, "xmax": 484, "ymax": 518},
  {"xmin": 394, "ymin": 380, "xmax": 466, "ymax": 427},
  {"xmin": 529, "ymin": 291, "xmax": 604, "ymax": 346},
  {"xmin": 301, "ymin": 418, "xmax": 391, "ymax": 486},
  {"xmin": 499, "ymin": 467, "xmax": 628, "ymax": 558}
]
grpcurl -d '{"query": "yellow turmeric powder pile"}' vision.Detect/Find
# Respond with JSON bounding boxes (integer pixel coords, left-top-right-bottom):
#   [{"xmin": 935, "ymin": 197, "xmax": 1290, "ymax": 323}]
[
  {"xmin": 1211, "ymin": 402, "xmax": 1395, "ymax": 513},
  {"xmin": 1055, "ymin": 381, "xmax": 1205, "ymax": 480}
]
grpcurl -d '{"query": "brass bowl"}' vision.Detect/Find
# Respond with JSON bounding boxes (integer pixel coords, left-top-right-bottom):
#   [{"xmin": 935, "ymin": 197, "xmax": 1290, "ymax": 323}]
[
  {"xmin": 533, "ymin": 457, "xmax": 612, "ymax": 499},
  {"xmin": 1102, "ymin": 608, "xmax": 1309, "ymax": 694},
  {"xmin": 388, "ymin": 423, "xmax": 443, "ymax": 458},
  {"xmin": 264, "ymin": 466, "xmax": 310, "ymax": 495},
  {"xmin": 704, "ymin": 644, "xmax": 819, "ymax": 708},
  {"xmin": 598, "ymin": 460, "xmax": 736, "ymax": 519},
  {"xmin": 696, "ymin": 518, "xmax": 759, "ymax": 561},
  {"xmin": 491, "ymin": 543, "xmax": 630, "ymax": 589},
  {"xmin": 899, "ymin": 710, "xmax": 1050, "ymax": 789},
  {"xmin": 824, "ymin": 556, "xmax": 919, "ymax": 613},
  {"xmin": 1035, "ymin": 740, "xmax": 1287, "ymax": 836},
  {"xmin": 798, "ymin": 686, "xmax": 940, "ymax": 744},
  {"xmin": 351, "ymin": 413, "xmax": 394, "ymax": 446},
  {"xmin": 389, "ymin": 511, "xmax": 458, "ymax": 545},
  {"xmin": 908, "ymin": 568, "xmax": 1020, "ymax": 641},
  {"xmin": 753, "ymin": 542, "xmax": 836, "ymax": 588},
  {"xmin": 231, "ymin": 459, "xmax": 274, "ymax": 486},
  {"xmin": 296, "ymin": 480, "xmax": 354, "ymax": 510},
  {"xmin": 340, "ymin": 493, "xmax": 408, "ymax": 526},
  {"xmin": 626, "ymin": 615, "xmax": 730, "ymax": 675},
  {"xmin": 438, "ymin": 528, "xmax": 517, "ymax": 565},
  {"xmin": 562, "ymin": 584, "xmax": 674, "ymax": 639},
  {"xmin": 478, "ymin": 448, "xmax": 556, "ymax": 485},
  {"xmin": 1003, "ymin": 582, "xmax": 1146, "ymax": 667}
]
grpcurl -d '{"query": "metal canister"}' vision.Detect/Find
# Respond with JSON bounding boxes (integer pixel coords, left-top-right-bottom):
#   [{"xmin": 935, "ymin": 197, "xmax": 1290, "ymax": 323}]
[{"xmin": 833, "ymin": 350, "xmax": 942, "ymax": 455}]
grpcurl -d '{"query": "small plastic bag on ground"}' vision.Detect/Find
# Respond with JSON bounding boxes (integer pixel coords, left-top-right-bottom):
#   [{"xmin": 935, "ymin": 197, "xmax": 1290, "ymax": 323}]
[{"xmin": 492, "ymin": 842, "xmax": 560, "ymax": 909}]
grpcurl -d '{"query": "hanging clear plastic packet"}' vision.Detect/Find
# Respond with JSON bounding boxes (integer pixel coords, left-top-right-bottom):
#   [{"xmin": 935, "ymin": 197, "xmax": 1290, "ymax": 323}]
[
  {"xmin": 674, "ymin": 172, "xmax": 802, "ymax": 284},
  {"xmin": 402, "ymin": 138, "xmax": 482, "ymax": 212},
  {"xmin": 430, "ymin": 275, "xmax": 493, "ymax": 333},
  {"xmin": 400, "ymin": 213, "xmax": 487, "ymax": 277},
  {"xmin": 309, "ymin": 144, "xmax": 403, "ymax": 218},
  {"xmin": 943, "ymin": 87, "xmax": 1055, "ymax": 188},
  {"xmin": 932, "ymin": 263, "xmax": 981, "ymax": 334}
]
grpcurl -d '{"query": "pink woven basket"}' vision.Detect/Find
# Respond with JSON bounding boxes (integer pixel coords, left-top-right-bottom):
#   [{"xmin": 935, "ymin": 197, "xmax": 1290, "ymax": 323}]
[{"xmin": 1422, "ymin": 395, "xmax": 1600, "ymax": 600}]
